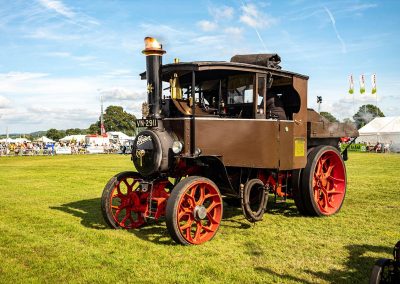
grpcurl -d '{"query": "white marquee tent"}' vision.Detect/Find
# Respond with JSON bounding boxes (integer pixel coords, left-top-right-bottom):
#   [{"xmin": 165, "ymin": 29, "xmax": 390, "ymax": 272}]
[
  {"xmin": 107, "ymin": 131, "xmax": 135, "ymax": 142},
  {"xmin": 357, "ymin": 116, "xmax": 400, "ymax": 151},
  {"xmin": 0, "ymin": 137, "xmax": 15, "ymax": 143},
  {"xmin": 14, "ymin": 138, "xmax": 31, "ymax": 143},
  {"xmin": 60, "ymin": 135, "xmax": 86, "ymax": 143},
  {"xmin": 34, "ymin": 136, "xmax": 55, "ymax": 143}
]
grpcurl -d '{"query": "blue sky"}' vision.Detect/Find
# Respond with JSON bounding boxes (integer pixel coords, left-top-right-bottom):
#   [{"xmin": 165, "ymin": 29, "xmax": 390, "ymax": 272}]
[{"xmin": 0, "ymin": 0, "xmax": 399, "ymax": 133}]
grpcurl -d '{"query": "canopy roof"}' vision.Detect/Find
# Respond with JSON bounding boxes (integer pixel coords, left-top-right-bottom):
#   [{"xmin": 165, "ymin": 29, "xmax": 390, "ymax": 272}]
[
  {"xmin": 359, "ymin": 117, "xmax": 400, "ymax": 134},
  {"xmin": 34, "ymin": 136, "xmax": 55, "ymax": 143},
  {"xmin": 107, "ymin": 131, "xmax": 134, "ymax": 140},
  {"xmin": 140, "ymin": 60, "xmax": 309, "ymax": 81},
  {"xmin": 60, "ymin": 135, "xmax": 86, "ymax": 142},
  {"xmin": 0, "ymin": 138, "xmax": 15, "ymax": 143}
]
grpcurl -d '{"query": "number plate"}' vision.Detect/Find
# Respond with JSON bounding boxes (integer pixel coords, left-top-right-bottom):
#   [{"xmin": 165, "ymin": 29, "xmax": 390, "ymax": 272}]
[{"xmin": 136, "ymin": 119, "xmax": 158, "ymax": 128}]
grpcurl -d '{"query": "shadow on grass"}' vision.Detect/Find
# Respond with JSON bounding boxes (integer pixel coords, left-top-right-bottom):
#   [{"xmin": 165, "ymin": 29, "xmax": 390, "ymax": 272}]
[
  {"xmin": 255, "ymin": 267, "xmax": 314, "ymax": 283},
  {"xmin": 266, "ymin": 200, "xmax": 303, "ymax": 217},
  {"xmin": 50, "ymin": 198, "xmax": 107, "ymax": 230},
  {"xmin": 52, "ymin": 198, "xmax": 252, "ymax": 244},
  {"xmin": 304, "ymin": 244, "xmax": 391, "ymax": 283},
  {"xmin": 50, "ymin": 198, "xmax": 174, "ymax": 245},
  {"xmin": 51, "ymin": 197, "xmax": 309, "ymax": 245},
  {"xmin": 254, "ymin": 243, "xmax": 391, "ymax": 283}
]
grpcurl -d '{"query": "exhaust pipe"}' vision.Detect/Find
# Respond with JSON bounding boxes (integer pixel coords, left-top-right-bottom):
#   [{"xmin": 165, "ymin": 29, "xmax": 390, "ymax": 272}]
[{"xmin": 142, "ymin": 37, "xmax": 166, "ymax": 119}]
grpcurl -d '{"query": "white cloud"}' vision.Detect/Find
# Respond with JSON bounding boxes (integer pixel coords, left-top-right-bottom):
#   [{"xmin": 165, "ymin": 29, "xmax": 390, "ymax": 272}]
[
  {"xmin": 38, "ymin": 0, "xmax": 75, "ymax": 18},
  {"xmin": 0, "ymin": 72, "xmax": 48, "ymax": 81},
  {"xmin": 224, "ymin": 27, "xmax": 243, "ymax": 38},
  {"xmin": 26, "ymin": 28, "xmax": 81, "ymax": 41},
  {"xmin": 0, "ymin": 96, "xmax": 11, "ymax": 109},
  {"xmin": 197, "ymin": 20, "xmax": 217, "ymax": 32},
  {"xmin": 100, "ymin": 87, "xmax": 146, "ymax": 102},
  {"xmin": 240, "ymin": 3, "xmax": 277, "ymax": 29},
  {"xmin": 46, "ymin": 51, "xmax": 96, "ymax": 62},
  {"xmin": 209, "ymin": 5, "xmax": 234, "ymax": 21}
]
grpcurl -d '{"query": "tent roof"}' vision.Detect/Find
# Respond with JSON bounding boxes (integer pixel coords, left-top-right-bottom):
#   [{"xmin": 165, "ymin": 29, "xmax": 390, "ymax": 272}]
[
  {"xmin": 359, "ymin": 117, "xmax": 400, "ymax": 135},
  {"xmin": 60, "ymin": 135, "xmax": 86, "ymax": 141},
  {"xmin": 14, "ymin": 138, "xmax": 31, "ymax": 143},
  {"xmin": 34, "ymin": 136, "xmax": 55, "ymax": 143},
  {"xmin": 107, "ymin": 131, "xmax": 133, "ymax": 140},
  {"xmin": 0, "ymin": 138, "xmax": 15, "ymax": 143}
]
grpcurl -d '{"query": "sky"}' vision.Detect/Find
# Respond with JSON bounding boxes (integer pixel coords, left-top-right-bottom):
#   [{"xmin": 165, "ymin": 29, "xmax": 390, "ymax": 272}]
[{"xmin": 0, "ymin": 0, "xmax": 399, "ymax": 134}]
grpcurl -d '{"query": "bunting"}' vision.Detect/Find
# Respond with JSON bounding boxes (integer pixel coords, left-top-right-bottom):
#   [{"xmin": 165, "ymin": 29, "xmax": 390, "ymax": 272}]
[
  {"xmin": 371, "ymin": 74, "xmax": 377, "ymax": 94},
  {"xmin": 349, "ymin": 74, "xmax": 354, "ymax": 94},
  {"xmin": 359, "ymin": 74, "xmax": 365, "ymax": 94}
]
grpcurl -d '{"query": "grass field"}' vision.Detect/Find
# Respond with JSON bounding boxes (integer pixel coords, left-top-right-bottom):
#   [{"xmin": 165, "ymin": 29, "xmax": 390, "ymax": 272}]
[{"xmin": 0, "ymin": 153, "xmax": 399, "ymax": 283}]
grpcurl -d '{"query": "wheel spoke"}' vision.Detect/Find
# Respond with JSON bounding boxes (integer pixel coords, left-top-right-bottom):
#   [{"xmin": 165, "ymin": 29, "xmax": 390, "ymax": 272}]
[
  {"xmin": 316, "ymin": 159, "xmax": 323, "ymax": 175},
  {"xmin": 201, "ymin": 224, "xmax": 214, "ymax": 233},
  {"xmin": 206, "ymin": 212, "xmax": 218, "ymax": 225},
  {"xmin": 184, "ymin": 193, "xmax": 196, "ymax": 207},
  {"xmin": 178, "ymin": 206, "xmax": 192, "ymax": 220},
  {"xmin": 180, "ymin": 218, "xmax": 193, "ymax": 230},
  {"xmin": 327, "ymin": 190, "xmax": 343, "ymax": 196},
  {"xmin": 327, "ymin": 176, "xmax": 345, "ymax": 182},
  {"xmin": 197, "ymin": 185, "xmax": 206, "ymax": 205},
  {"xmin": 206, "ymin": 201, "xmax": 220, "ymax": 213},
  {"xmin": 325, "ymin": 164, "xmax": 335, "ymax": 177},
  {"xmin": 193, "ymin": 222, "xmax": 202, "ymax": 242},
  {"xmin": 120, "ymin": 213, "xmax": 130, "ymax": 226},
  {"xmin": 185, "ymin": 226, "xmax": 192, "ymax": 242}
]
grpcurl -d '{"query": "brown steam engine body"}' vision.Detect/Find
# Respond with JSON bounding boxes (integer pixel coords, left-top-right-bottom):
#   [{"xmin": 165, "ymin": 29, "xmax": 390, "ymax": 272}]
[{"xmin": 101, "ymin": 37, "xmax": 358, "ymax": 245}]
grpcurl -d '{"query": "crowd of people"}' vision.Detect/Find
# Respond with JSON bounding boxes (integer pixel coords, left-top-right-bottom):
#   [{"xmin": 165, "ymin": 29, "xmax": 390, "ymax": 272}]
[
  {"xmin": 364, "ymin": 142, "xmax": 392, "ymax": 153},
  {"xmin": 0, "ymin": 141, "xmax": 129, "ymax": 156}
]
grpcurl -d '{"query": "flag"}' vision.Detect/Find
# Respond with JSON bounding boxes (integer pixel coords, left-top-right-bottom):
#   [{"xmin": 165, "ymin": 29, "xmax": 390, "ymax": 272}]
[
  {"xmin": 349, "ymin": 74, "xmax": 354, "ymax": 94},
  {"xmin": 359, "ymin": 75, "xmax": 365, "ymax": 94},
  {"xmin": 371, "ymin": 74, "xmax": 377, "ymax": 94}
]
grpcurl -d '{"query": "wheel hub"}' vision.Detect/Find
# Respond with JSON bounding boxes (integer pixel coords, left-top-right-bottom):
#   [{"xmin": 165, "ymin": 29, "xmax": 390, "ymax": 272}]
[{"xmin": 193, "ymin": 205, "xmax": 207, "ymax": 220}]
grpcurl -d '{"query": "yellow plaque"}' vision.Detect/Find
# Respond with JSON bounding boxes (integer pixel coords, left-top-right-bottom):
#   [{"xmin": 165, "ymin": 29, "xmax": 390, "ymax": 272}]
[{"xmin": 294, "ymin": 138, "xmax": 305, "ymax": 157}]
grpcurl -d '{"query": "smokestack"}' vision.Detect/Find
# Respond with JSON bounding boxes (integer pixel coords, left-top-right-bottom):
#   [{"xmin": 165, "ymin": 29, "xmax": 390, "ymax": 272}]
[{"xmin": 142, "ymin": 37, "xmax": 166, "ymax": 119}]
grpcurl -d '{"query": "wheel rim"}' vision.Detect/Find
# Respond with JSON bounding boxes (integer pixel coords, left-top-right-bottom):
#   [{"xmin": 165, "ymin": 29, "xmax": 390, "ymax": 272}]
[
  {"xmin": 110, "ymin": 176, "xmax": 148, "ymax": 229},
  {"xmin": 176, "ymin": 181, "xmax": 222, "ymax": 244},
  {"xmin": 312, "ymin": 150, "xmax": 346, "ymax": 215}
]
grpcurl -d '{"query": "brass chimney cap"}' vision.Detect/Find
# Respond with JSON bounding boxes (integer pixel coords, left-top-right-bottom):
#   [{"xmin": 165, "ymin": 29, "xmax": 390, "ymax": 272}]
[{"xmin": 142, "ymin": 37, "xmax": 166, "ymax": 56}]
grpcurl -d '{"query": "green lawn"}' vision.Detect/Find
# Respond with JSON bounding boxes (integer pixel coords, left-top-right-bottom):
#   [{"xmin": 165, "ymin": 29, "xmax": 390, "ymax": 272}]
[{"xmin": 0, "ymin": 153, "xmax": 399, "ymax": 283}]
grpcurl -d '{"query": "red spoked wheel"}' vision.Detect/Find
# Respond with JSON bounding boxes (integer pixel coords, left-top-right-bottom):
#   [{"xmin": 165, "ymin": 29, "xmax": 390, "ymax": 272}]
[
  {"xmin": 101, "ymin": 171, "xmax": 148, "ymax": 229},
  {"xmin": 166, "ymin": 176, "xmax": 223, "ymax": 245},
  {"xmin": 301, "ymin": 146, "xmax": 347, "ymax": 216}
]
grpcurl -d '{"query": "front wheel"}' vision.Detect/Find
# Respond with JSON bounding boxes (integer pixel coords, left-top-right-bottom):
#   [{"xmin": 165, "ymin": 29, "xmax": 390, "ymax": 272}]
[
  {"xmin": 300, "ymin": 145, "xmax": 347, "ymax": 216},
  {"xmin": 101, "ymin": 171, "xmax": 148, "ymax": 229},
  {"xmin": 166, "ymin": 176, "xmax": 223, "ymax": 245}
]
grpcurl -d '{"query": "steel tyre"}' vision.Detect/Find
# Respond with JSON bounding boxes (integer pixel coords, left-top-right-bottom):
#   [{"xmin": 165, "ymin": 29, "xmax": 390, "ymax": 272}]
[
  {"xmin": 166, "ymin": 176, "xmax": 223, "ymax": 245},
  {"xmin": 101, "ymin": 171, "xmax": 147, "ymax": 229},
  {"xmin": 301, "ymin": 145, "xmax": 347, "ymax": 216}
]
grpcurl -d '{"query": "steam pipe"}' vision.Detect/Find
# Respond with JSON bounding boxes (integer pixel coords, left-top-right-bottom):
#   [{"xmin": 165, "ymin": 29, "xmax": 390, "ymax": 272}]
[{"xmin": 190, "ymin": 71, "xmax": 196, "ymax": 155}]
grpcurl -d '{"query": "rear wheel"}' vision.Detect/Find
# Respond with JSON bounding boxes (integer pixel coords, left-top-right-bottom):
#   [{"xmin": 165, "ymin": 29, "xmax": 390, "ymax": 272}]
[
  {"xmin": 166, "ymin": 176, "xmax": 223, "ymax": 245},
  {"xmin": 101, "ymin": 171, "xmax": 148, "ymax": 229},
  {"xmin": 301, "ymin": 146, "xmax": 347, "ymax": 216}
]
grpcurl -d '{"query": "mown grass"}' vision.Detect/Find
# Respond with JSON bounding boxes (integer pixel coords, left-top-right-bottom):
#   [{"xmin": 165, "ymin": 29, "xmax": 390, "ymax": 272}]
[{"xmin": 0, "ymin": 153, "xmax": 399, "ymax": 283}]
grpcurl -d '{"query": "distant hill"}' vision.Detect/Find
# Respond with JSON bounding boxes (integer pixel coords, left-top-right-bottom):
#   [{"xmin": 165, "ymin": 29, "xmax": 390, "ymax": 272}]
[
  {"xmin": 0, "ymin": 130, "xmax": 47, "ymax": 138},
  {"xmin": 29, "ymin": 131, "xmax": 47, "ymax": 138}
]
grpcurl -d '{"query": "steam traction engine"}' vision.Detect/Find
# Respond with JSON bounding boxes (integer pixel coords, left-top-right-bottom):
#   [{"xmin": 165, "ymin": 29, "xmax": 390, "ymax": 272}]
[{"xmin": 101, "ymin": 37, "xmax": 359, "ymax": 245}]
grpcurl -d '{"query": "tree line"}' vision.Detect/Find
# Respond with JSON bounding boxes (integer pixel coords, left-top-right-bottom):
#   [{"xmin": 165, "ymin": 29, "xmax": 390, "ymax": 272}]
[
  {"xmin": 43, "ymin": 105, "xmax": 137, "ymax": 141},
  {"xmin": 8, "ymin": 104, "xmax": 384, "ymax": 142},
  {"xmin": 320, "ymin": 104, "xmax": 384, "ymax": 129}
]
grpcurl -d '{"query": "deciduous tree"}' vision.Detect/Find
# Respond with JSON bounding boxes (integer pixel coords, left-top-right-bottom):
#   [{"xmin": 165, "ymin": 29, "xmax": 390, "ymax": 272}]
[{"xmin": 353, "ymin": 104, "xmax": 384, "ymax": 129}]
